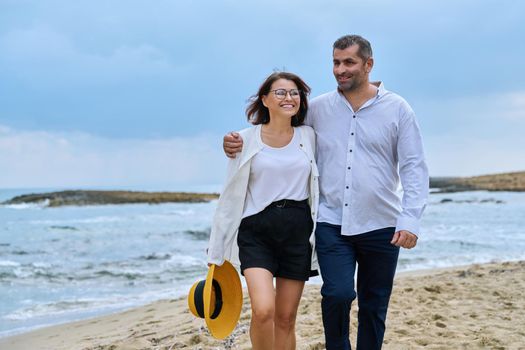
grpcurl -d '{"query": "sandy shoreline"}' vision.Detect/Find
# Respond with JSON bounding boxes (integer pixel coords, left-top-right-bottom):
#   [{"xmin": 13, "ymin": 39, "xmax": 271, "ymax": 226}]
[{"xmin": 1, "ymin": 261, "xmax": 524, "ymax": 349}]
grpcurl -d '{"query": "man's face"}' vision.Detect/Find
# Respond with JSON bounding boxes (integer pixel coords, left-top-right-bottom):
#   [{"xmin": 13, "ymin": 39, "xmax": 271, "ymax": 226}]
[{"xmin": 333, "ymin": 44, "xmax": 372, "ymax": 92}]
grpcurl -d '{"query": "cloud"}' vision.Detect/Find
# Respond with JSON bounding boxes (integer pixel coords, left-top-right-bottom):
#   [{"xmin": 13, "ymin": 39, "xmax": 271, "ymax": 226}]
[
  {"xmin": 502, "ymin": 92, "xmax": 525, "ymax": 121},
  {"xmin": 0, "ymin": 125, "xmax": 226, "ymax": 189},
  {"xmin": 425, "ymin": 134, "xmax": 525, "ymax": 177},
  {"xmin": 419, "ymin": 91, "xmax": 525, "ymax": 176},
  {"xmin": 0, "ymin": 25, "xmax": 180, "ymax": 88},
  {"xmin": 417, "ymin": 90, "xmax": 525, "ymax": 135},
  {"xmin": 1, "ymin": 1, "xmax": 524, "ymax": 178}
]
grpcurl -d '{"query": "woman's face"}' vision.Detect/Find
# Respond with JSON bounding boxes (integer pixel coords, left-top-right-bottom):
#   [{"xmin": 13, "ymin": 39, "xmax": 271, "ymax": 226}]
[{"xmin": 262, "ymin": 78, "xmax": 300, "ymax": 120}]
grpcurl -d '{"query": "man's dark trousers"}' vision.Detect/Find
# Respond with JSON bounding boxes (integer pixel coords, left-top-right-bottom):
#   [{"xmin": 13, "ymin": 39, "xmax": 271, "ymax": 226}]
[{"xmin": 315, "ymin": 223, "xmax": 400, "ymax": 350}]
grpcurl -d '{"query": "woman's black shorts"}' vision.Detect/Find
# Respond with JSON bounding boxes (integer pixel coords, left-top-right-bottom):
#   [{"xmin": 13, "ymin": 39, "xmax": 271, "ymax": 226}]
[{"xmin": 237, "ymin": 199, "xmax": 317, "ymax": 281}]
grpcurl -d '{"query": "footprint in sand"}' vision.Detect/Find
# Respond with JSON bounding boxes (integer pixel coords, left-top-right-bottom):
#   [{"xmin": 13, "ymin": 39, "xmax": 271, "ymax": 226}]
[
  {"xmin": 432, "ymin": 313, "xmax": 446, "ymax": 321},
  {"xmin": 394, "ymin": 329, "xmax": 409, "ymax": 336},
  {"xmin": 424, "ymin": 285, "xmax": 442, "ymax": 293},
  {"xmin": 189, "ymin": 334, "xmax": 203, "ymax": 345}
]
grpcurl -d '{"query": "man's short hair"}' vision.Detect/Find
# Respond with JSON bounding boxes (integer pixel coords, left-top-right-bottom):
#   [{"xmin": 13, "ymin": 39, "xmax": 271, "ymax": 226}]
[{"xmin": 333, "ymin": 35, "xmax": 373, "ymax": 61}]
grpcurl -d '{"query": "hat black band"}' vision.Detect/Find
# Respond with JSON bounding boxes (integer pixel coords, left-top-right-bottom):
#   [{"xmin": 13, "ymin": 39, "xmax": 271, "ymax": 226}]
[
  {"xmin": 194, "ymin": 280, "xmax": 206, "ymax": 318},
  {"xmin": 193, "ymin": 279, "xmax": 223, "ymax": 319},
  {"xmin": 210, "ymin": 279, "xmax": 223, "ymax": 319}
]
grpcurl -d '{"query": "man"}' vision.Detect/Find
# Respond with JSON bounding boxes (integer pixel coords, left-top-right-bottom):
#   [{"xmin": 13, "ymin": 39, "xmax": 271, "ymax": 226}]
[{"xmin": 223, "ymin": 35, "xmax": 429, "ymax": 350}]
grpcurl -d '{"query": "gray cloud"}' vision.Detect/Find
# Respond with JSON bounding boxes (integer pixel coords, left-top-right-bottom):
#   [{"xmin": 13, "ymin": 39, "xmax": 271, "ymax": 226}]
[
  {"xmin": 0, "ymin": 25, "xmax": 181, "ymax": 88},
  {"xmin": 0, "ymin": 125, "xmax": 225, "ymax": 188},
  {"xmin": 1, "ymin": 0, "xmax": 524, "ymax": 180}
]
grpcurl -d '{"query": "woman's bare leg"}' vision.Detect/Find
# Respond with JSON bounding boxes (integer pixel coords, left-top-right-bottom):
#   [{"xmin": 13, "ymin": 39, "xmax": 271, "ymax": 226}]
[
  {"xmin": 244, "ymin": 268, "xmax": 275, "ymax": 350},
  {"xmin": 274, "ymin": 277, "xmax": 305, "ymax": 350}
]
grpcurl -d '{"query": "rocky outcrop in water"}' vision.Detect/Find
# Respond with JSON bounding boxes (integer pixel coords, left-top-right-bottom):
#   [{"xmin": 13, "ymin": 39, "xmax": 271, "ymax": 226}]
[
  {"xmin": 430, "ymin": 171, "xmax": 525, "ymax": 193},
  {"xmin": 438, "ymin": 198, "xmax": 504, "ymax": 204},
  {"xmin": 2, "ymin": 190, "xmax": 219, "ymax": 207}
]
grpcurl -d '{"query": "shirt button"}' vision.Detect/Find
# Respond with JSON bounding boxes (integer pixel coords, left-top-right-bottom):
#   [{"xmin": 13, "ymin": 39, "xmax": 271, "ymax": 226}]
[
  {"xmin": 300, "ymin": 144, "xmax": 303, "ymax": 147},
  {"xmin": 351, "ymin": 133, "xmax": 354, "ymax": 135},
  {"xmin": 349, "ymin": 150, "xmax": 353, "ymax": 152},
  {"xmin": 347, "ymin": 167, "xmax": 351, "ymax": 170},
  {"xmin": 345, "ymin": 203, "xmax": 348, "ymax": 206},
  {"xmin": 353, "ymin": 115, "xmax": 356, "ymax": 118},
  {"xmin": 346, "ymin": 186, "xmax": 349, "ymax": 189}
]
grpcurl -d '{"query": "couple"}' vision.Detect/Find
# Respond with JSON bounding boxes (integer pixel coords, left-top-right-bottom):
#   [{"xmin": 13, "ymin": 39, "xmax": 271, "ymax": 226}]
[{"xmin": 207, "ymin": 34, "xmax": 429, "ymax": 350}]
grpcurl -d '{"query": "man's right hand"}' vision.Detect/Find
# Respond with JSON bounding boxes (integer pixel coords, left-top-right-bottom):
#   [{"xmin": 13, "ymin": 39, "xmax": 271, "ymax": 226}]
[{"xmin": 223, "ymin": 132, "xmax": 243, "ymax": 158}]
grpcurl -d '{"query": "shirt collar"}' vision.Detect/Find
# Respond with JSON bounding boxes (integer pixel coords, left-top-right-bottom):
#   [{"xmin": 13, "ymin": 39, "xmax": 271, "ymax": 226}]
[
  {"xmin": 333, "ymin": 81, "xmax": 386, "ymax": 109},
  {"xmin": 374, "ymin": 81, "xmax": 387, "ymax": 97}
]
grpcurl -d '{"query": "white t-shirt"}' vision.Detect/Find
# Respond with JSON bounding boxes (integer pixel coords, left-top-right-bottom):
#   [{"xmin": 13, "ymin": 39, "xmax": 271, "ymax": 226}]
[{"xmin": 242, "ymin": 126, "xmax": 311, "ymax": 218}]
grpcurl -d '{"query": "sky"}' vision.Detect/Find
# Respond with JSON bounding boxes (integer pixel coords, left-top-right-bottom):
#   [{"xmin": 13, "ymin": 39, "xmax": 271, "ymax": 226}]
[{"xmin": 1, "ymin": 0, "xmax": 524, "ymax": 189}]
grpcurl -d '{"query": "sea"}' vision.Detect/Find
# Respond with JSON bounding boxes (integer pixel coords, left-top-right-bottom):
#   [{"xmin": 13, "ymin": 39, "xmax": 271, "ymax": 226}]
[{"xmin": 1, "ymin": 187, "xmax": 524, "ymax": 338}]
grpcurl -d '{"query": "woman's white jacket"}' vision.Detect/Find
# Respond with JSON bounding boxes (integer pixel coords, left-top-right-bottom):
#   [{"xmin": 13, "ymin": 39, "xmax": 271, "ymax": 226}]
[{"xmin": 207, "ymin": 124, "xmax": 319, "ymax": 272}]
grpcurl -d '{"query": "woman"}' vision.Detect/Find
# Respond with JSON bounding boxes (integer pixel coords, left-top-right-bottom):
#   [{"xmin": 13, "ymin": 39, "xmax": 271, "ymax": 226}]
[{"xmin": 207, "ymin": 71, "xmax": 319, "ymax": 350}]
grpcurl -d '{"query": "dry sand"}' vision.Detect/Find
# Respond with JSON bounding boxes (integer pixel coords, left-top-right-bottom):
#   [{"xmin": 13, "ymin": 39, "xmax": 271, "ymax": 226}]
[{"xmin": 1, "ymin": 260, "xmax": 524, "ymax": 350}]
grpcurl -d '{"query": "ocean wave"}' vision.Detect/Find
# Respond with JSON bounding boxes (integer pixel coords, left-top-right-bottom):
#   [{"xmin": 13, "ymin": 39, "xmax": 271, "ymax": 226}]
[
  {"xmin": 1, "ymin": 200, "xmax": 50, "ymax": 209},
  {"xmin": 0, "ymin": 260, "xmax": 21, "ymax": 267},
  {"xmin": 94, "ymin": 269, "xmax": 146, "ymax": 280},
  {"xmin": 3, "ymin": 298, "xmax": 120, "ymax": 321},
  {"xmin": 183, "ymin": 228, "xmax": 210, "ymax": 240},
  {"xmin": 0, "ymin": 271, "xmax": 18, "ymax": 279},
  {"xmin": 49, "ymin": 225, "xmax": 79, "ymax": 231},
  {"xmin": 433, "ymin": 197, "xmax": 505, "ymax": 205},
  {"xmin": 170, "ymin": 209, "xmax": 196, "ymax": 217},
  {"xmin": 138, "ymin": 253, "xmax": 172, "ymax": 261},
  {"xmin": 22, "ymin": 255, "xmax": 206, "ymax": 284},
  {"xmin": 30, "ymin": 216, "xmax": 125, "ymax": 225},
  {"xmin": 31, "ymin": 262, "xmax": 53, "ymax": 268},
  {"xmin": 6, "ymin": 249, "xmax": 48, "ymax": 256},
  {"xmin": 163, "ymin": 254, "xmax": 204, "ymax": 268},
  {"xmin": 423, "ymin": 239, "xmax": 492, "ymax": 249},
  {"xmin": 0, "ymin": 262, "xmax": 66, "ymax": 282},
  {"xmin": 12, "ymin": 269, "xmax": 65, "ymax": 282},
  {"xmin": 10, "ymin": 250, "xmax": 30, "ymax": 255},
  {"xmin": 1, "ymin": 268, "xmax": 70, "ymax": 283},
  {"xmin": 3, "ymin": 265, "xmax": 154, "ymax": 284},
  {"xmin": 2, "ymin": 285, "xmax": 191, "ymax": 323}
]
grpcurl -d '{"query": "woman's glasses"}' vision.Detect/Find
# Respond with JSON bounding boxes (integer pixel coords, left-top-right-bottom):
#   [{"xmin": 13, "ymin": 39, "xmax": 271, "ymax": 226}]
[{"xmin": 269, "ymin": 89, "xmax": 301, "ymax": 100}]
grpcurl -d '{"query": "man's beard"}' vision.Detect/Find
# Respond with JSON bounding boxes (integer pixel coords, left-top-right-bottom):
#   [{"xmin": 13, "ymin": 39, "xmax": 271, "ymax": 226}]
[
  {"xmin": 336, "ymin": 74, "xmax": 366, "ymax": 92},
  {"xmin": 337, "ymin": 80, "xmax": 355, "ymax": 92},
  {"xmin": 337, "ymin": 78, "xmax": 358, "ymax": 92}
]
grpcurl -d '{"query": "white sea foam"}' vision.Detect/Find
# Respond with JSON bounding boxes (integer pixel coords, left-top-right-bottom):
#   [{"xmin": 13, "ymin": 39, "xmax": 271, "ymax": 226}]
[
  {"xmin": 1, "ymin": 199, "xmax": 49, "ymax": 209},
  {"xmin": 0, "ymin": 260, "xmax": 21, "ymax": 267},
  {"xmin": 164, "ymin": 254, "xmax": 203, "ymax": 267},
  {"xmin": 3, "ymin": 287, "xmax": 186, "ymax": 324},
  {"xmin": 4, "ymin": 297, "xmax": 127, "ymax": 321},
  {"xmin": 29, "ymin": 215, "xmax": 126, "ymax": 225}
]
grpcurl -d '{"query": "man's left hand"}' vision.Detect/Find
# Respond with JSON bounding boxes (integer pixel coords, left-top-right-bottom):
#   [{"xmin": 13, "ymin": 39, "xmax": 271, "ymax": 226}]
[{"xmin": 391, "ymin": 230, "xmax": 418, "ymax": 249}]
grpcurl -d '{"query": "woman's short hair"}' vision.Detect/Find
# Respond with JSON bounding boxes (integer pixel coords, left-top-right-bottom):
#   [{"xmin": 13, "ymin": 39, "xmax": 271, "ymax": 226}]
[{"xmin": 246, "ymin": 72, "xmax": 311, "ymax": 126}]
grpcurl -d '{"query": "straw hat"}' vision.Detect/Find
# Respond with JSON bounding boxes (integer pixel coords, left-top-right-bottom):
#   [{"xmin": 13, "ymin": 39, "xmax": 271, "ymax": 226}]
[{"xmin": 188, "ymin": 260, "xmax": 243, "ymax": 339}]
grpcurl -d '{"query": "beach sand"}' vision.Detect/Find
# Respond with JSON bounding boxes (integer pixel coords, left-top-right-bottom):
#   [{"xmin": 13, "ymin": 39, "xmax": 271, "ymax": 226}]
[{"xmin": 1, "ymin": 260, "xmax": 524, "ymax": 349}]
